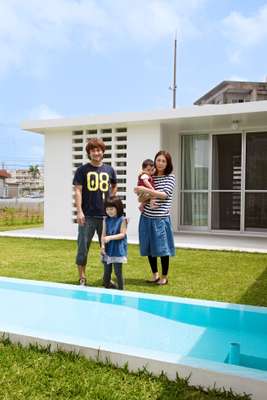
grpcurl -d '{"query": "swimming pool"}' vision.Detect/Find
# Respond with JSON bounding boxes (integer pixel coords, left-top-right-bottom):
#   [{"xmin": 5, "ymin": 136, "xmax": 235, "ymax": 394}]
[{"xmin": 0, "ymin": 277, "xmax": 267, "ymax": 399}]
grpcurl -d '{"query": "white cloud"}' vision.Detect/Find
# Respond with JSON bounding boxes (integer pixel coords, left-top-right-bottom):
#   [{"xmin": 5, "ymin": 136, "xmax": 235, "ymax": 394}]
[
  {"xmin": 226, "ymin": 75, "xmax": 248, "ymax": 82},
  {"xmin": 28, "ymin": 104, "xmax": 63, "ymax": 120},
  {"xmin": 0, "ymin": 0, "xmax": 205, "ymax": 77},
  {"xmin": 222, "ymin": 4, "xmax": 267, "ymax": 60}
]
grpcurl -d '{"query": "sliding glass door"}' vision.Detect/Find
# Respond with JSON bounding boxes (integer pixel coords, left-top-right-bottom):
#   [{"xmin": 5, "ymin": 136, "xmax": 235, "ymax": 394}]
[
  {"xmin": 180, "ymin": 135, "xmax": 209, "ymax": 228},
  {"xmin": 180, "ymin": 131, "xmax": 267, "ymax": 233},
  {"xmin": 212, "ymin": 134, "xmax": 241, "ymax": 230},
  {"xmin": 245, "ymin": 132, "xmax": 267, "ymax": 231}
]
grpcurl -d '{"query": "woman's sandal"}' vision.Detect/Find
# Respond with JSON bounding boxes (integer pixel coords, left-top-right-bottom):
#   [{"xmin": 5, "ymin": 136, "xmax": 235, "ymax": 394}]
[
  {"xmin": 146, "ymin": 277, "xmax": 160, "ymax": 283},
  {"xmin": 157, "ymin": 278, "xmax": 168, "ymax": 285}
]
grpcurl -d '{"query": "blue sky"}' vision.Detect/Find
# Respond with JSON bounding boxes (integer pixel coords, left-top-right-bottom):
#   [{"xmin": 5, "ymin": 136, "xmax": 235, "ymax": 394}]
[{"xmin": 1, "ymin": 0, "xmax": 267, "ymax": 169}]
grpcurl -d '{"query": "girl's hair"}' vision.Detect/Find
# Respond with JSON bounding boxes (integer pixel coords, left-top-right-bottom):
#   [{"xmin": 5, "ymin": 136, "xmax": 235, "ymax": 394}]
[
  {"xmin": 154, "ymin": 150, "xmax": 173, "ymax": 175},
  {"xmin": 142, "ymin": 159, "xmax": 154, "ymax": 169},
  {"xmin": 86, "ymin": 138, "xmax": 106, "ymax": 156},
  {"xmin": 105, "ymin": 196, "xmax": 124, "ymax": 217}
]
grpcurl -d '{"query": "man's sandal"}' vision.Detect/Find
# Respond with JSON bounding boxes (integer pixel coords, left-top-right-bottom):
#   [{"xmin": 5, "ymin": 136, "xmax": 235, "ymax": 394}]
[{"xmin": 79, "ymin": 277, "xmax": 87, "ymax": 286}]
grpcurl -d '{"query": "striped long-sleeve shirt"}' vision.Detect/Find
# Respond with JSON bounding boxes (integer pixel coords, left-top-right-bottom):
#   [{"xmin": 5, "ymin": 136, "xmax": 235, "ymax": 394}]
[{"xmin": 143, "ymin": 174, "xmax": 176, "ymax": 218}]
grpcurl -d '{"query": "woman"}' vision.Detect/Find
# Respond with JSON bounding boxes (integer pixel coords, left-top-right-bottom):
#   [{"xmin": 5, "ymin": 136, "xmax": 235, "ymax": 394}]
[{"xmin": 135, "ymin": 150, "xmax": 175, "ymax": 285}]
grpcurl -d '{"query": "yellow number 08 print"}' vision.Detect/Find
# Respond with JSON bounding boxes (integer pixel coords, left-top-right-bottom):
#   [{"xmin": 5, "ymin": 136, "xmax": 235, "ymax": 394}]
[{"xmin": 87, "ymin": 172, "xmax": 109, "ymax": 192}]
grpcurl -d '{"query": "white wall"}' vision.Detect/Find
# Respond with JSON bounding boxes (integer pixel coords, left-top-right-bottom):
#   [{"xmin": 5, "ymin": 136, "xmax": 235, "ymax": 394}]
[
  {"xmin": 43, "ymin": 123, "xmax": 161, "ymax": 238},
  {"xmin": 126, "ymin": 123, "xmax": 161, "ymax": 236},
  {"xmin": 0, "ymin": 179, "xmax": 4, "ymax": 197},
  {"xmin": 44, "ymin": 130, "xmax": 76, "ymax": 236},
  {"xmin": 161, "ymin": 124, "xmax": 179, "ymax": 231}
]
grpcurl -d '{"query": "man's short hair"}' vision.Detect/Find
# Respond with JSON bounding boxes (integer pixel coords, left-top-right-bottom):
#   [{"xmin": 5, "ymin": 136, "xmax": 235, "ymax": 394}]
[{"xmin": 86, "ymin": 138, "xmax": 106, "ymax": 155}]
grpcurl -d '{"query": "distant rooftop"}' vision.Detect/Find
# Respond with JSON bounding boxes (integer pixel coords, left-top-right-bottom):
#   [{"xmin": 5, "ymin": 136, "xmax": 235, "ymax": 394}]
[
  {"xmin": 194, "ymin": 80, "xmax": 267, "ymax": 105},
  {"xmin": 0, "ymin": 169, "xmax": 11, "ymax": 179}
]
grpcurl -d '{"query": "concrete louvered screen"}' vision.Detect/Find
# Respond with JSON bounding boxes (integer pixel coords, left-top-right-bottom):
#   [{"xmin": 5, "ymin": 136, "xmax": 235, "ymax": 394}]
[{"xmin": 71, "ymin": 128, "xmax": 127, "ymax": 223}]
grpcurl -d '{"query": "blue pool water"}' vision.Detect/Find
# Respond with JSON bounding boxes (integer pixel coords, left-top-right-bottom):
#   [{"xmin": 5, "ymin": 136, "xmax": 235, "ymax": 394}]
[{"xmin": 0, "ymin": 277, "xmax": 267, "ymax": 380}]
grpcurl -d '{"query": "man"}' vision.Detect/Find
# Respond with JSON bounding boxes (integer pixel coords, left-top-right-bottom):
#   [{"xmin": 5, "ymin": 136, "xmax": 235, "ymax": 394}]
[{"xmin": 73, "ymin": 138, "xmax": 117, "ymax": 285}]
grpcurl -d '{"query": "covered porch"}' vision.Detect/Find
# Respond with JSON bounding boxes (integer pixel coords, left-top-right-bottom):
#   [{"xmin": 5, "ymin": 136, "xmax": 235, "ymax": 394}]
[{"xmin": 160, "ymin": 101, "xmax": 267, "ymax": 237}]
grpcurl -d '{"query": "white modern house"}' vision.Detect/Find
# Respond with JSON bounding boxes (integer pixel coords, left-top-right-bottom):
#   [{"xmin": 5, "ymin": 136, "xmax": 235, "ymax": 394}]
[{"xmin": 21, "ymin": 101, "xmax": 267, "ymax": 243}]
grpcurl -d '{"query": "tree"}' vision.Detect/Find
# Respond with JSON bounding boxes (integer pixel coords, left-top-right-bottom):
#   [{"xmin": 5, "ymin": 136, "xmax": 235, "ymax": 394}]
[{"xmin": 28, "ymin": 165, "xmax": 40, "ymax": 180}]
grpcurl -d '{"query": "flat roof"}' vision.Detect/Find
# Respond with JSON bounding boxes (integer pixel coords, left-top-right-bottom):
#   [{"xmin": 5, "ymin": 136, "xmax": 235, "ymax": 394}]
[{"xmin": 21, "ymin": 101, "xmax": 267, "ymax": 134}]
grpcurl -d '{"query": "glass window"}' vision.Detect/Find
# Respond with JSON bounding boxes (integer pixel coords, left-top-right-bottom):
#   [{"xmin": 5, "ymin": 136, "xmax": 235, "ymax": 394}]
[
  {"xmin": 245, "ymin": 193, "xmax": 267, "ymax": 230},
  {"xmin": 212, "ymin": 192, "xmax": 240, "ymax": 230},
  {"xmin": 212, "ymin": 134, "xmax": 241, "ymax": 190},
  {"xmin": 181, "ymin": 193, "xmax": 208, "ymax": 226},
  {"xmin": 246, "ymin": 132, "xmax": 267, "ymax": 190},
  {"xmin": 181, "ymin": 135, "xmax": 209, "ymax": 190}
]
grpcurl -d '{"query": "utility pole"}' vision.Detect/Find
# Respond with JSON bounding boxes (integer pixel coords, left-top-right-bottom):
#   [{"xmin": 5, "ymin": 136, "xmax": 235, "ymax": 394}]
[{"xmin": 169, "ymin": 32, "xmax": 177, "ymax": 108}]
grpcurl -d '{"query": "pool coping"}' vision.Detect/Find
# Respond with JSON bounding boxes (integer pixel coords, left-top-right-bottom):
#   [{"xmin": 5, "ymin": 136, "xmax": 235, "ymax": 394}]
[
  {"xmin": 1, "ymin": 277, "xmax": 267, "ymax": 399},
  {"xmin": 2, "ymin": 330, "xmax": 266, "ymax": 400}
]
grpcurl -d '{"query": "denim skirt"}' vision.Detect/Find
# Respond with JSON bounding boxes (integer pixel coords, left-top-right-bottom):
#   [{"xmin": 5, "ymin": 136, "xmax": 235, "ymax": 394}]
[{"xmin": 138, "ymin": 214, "xmax": 175, "ymax": 257}]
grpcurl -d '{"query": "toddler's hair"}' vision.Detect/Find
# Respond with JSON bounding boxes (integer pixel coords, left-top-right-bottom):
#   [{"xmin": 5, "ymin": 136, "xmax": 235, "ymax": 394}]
[
  {"xmin": 105, "ymin": 196, "xmax": 124, "ymax": 217},
  {"xmin": 142, "ymin": 159, "xmax": 154, "ymax": 169}
]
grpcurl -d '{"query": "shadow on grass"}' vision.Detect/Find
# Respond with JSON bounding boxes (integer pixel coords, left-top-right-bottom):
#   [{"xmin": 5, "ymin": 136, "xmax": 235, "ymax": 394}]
[
  {"xmin": 238, "ymin": 266, "xmax": 267, "ymax": 307},
  {"xmin": 88, "ymin": 277, "xmax": 155, "ymax": 289},
  {"xmin": 124, "ymin": 278, "xmax": 149, "ymax": 287}
]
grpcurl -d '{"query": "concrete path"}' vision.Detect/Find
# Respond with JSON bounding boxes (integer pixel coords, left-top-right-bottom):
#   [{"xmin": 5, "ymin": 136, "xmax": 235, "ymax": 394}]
[{"xmin": 1, "ymin": 227, "xmax": 267, "ymax": 253}]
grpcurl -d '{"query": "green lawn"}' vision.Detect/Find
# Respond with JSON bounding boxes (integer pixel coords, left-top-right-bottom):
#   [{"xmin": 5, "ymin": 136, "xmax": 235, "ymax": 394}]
[
  {"xmin": 0, "ymin": 223, "xmax": 43, "ymax": 232},
  {"xmin": 0, "ymin": 237, "xmax": 267, "ymax": 306},
  {"xmin": 0, "ymin": 339, "xmax": 250, "ymax": 400},
  {"xmin": 0, "ymin": 207, "xmax": 43, "ymax": 228},
  {"xmin": 0, "ymin": 236, "xmax": 266, "ymax": 399}
]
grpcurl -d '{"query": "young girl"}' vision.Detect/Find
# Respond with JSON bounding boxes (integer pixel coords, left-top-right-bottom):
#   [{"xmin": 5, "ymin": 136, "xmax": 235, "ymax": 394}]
[{"xmin": 101, "ymin": 196, "xmax": 127, "ymax": 290}]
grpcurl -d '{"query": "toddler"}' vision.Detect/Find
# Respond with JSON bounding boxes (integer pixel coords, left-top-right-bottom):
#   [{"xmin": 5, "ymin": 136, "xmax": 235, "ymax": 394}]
[{"xmin": 137, "ymin": 159, "xmax": 157, "ymax": 210}]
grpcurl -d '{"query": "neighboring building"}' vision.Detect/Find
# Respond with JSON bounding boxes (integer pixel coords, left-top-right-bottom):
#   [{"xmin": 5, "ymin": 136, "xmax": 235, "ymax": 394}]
[
  {"xmin": 21, "ymin": 101, "xmax": 267, "ymax": 241},
  {"xmin": 6, "ymin": 183, "xmax": 20, "ymax": 198},
  {"xmin": 6, "ymin": 167, "xmax": 44, "ymax": 194},
  {"xmin": 0, "ymin": 169, "xmax": 11, "ymax": 198},
  {"xmin": 194, "ymin": 80, "xmax": 267, "ymax": 105}
]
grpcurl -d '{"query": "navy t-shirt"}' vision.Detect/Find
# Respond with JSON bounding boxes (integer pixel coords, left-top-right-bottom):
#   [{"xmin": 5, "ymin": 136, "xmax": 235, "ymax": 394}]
[{"xmin": 73, "ymin": 163, "xmax": 117, "ymax": 217}]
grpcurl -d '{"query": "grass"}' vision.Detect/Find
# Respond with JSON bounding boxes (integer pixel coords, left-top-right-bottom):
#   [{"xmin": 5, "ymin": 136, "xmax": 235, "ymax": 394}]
[
  {"xmin": 0, "ymin": 236, "xmax": 267, "ymax": 399},
  {"xmin": 0, "ymin": 207, "xmax": 43, "ymax": 228},
  {"xmin": 0, "ymin": 237, "xmax": 267, "ymax": 306},
  {"xmin": 0, "ymin": 339, "xmax": 250, "ymax": 400},
  {"xmin": 0, "ymin": 224, "xmax": 43, "ymax": 232}
]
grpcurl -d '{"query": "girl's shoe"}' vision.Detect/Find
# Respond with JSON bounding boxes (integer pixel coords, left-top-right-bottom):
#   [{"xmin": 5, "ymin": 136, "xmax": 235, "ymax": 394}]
[{"xmin": 107, "ymin": 280, "xmax": 117, "ymax": 289}]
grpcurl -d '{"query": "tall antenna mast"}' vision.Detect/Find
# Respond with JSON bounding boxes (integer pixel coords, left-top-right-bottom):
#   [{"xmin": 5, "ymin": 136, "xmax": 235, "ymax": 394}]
[
  {"xmin": 169, "ymin": 32, "xmax": 177, "ymax": 108},
  {"xmin": 173, "ymin": 31, "xmax": 177, "ymax": 108}
]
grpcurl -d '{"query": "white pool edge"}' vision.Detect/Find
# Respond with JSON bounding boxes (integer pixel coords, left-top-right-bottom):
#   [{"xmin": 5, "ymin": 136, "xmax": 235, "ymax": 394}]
[
  {"xmin": 2, "ymin": 275, "xmax": 267, "ymax": 314},
  {"xmin": 1, "ymin": 276, "xmax": 267, "ymax": 400},
  {"xmin": 1, "ymin": 330, "xmax": 266, "ymax": 400}
]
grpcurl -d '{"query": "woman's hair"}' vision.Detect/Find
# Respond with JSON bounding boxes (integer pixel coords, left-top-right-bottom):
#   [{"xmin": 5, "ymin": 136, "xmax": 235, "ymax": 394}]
[
  {"xmin": 142, "ymin": 159, "xmax": 154, "ymax": 169},
  {"xmin": 105, "ymin": 196, "xmax": 124, "ymax": 217},
  {"xmin": 154, "ymin": 150, "xmax": 173, "ymax": 175},
  {"xmin": 85, "ymin": 138, "xmax": 106, "ymax": 156}
]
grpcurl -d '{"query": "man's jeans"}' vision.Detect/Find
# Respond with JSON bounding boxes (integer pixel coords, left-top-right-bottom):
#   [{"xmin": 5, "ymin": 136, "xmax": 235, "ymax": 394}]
[{"xmin": 76, "ymin": 217, "xmax": 103, "ymax": 266}]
